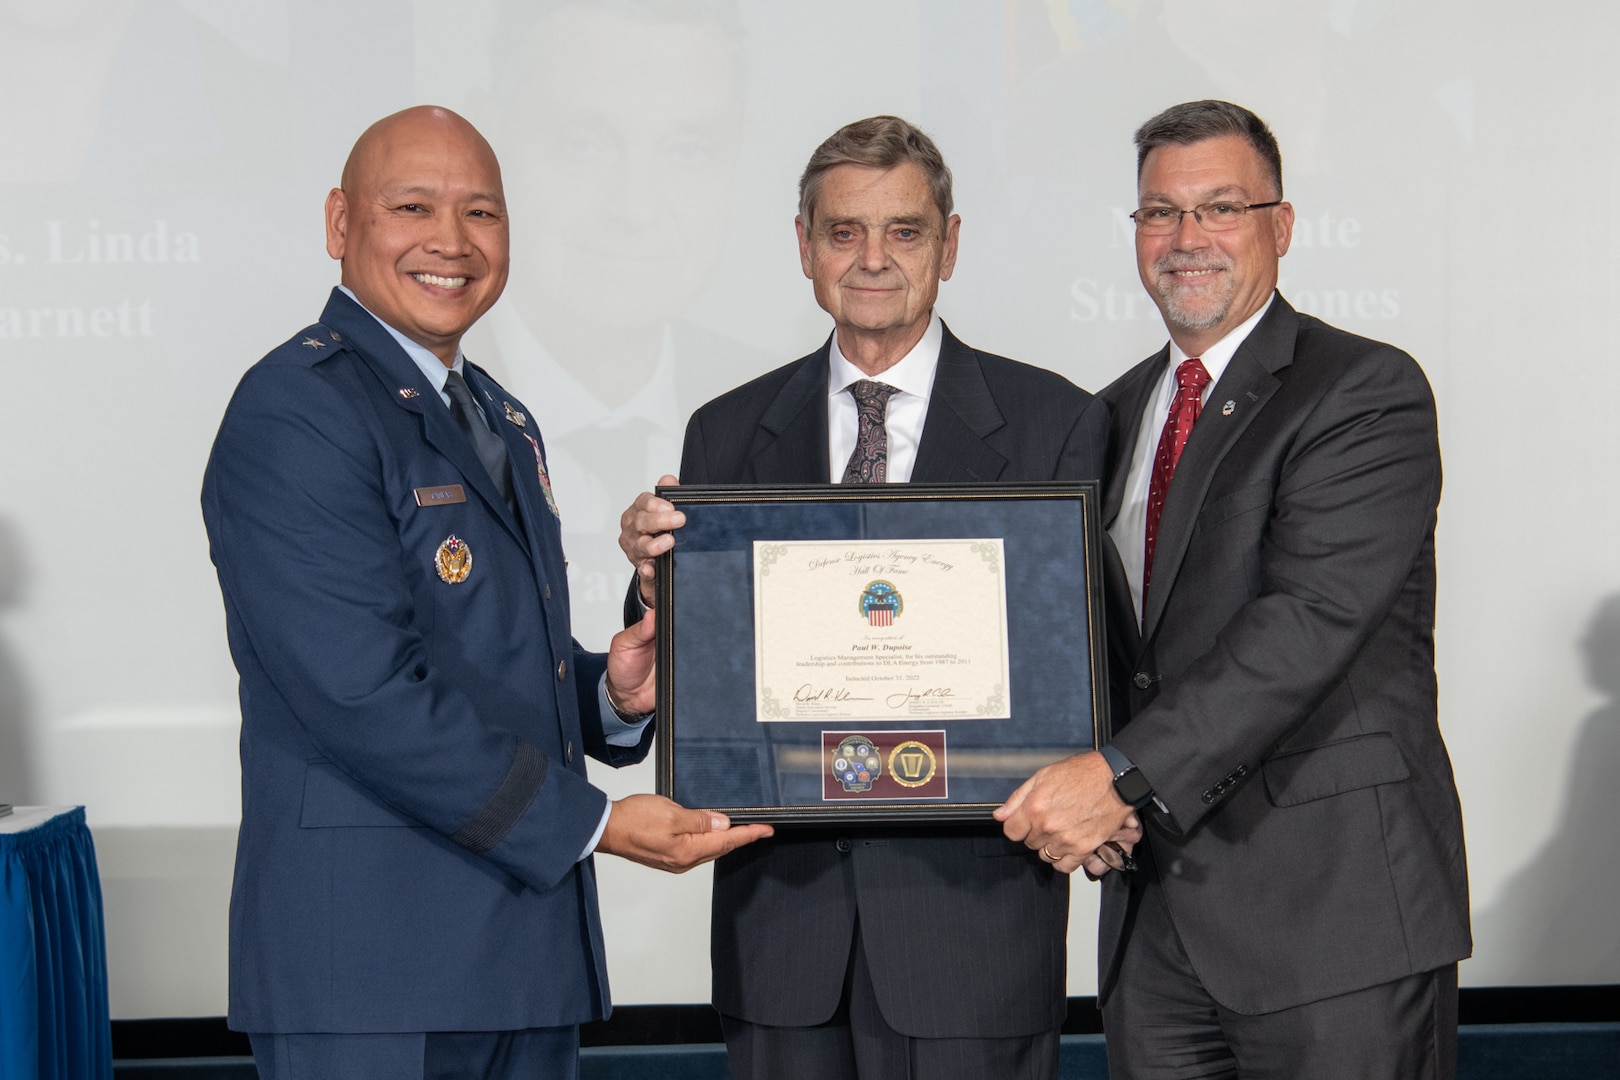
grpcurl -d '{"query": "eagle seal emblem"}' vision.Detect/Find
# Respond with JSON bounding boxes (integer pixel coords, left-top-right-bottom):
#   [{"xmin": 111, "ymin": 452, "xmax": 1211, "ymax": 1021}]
[
  {"xmin": 858, "ymin": 580, "xmax": 902, "ymax": 626},
  {"xmin": 434, "ymin": 535, "xmax": 472, "ymax": 584}
]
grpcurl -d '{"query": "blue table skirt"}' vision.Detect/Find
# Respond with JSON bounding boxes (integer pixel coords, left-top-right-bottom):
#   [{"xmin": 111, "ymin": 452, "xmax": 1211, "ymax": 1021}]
[{"xmin": 1, "ymin": 807, "xmax": 113, "ymax": 1080}]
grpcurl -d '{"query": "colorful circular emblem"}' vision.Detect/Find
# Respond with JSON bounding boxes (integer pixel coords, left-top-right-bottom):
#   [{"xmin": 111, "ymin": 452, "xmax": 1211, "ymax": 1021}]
[
  {"xmin": 435, "ymin": 534, "xmax": 472, "ymax": 584},
  {"xmin": 858, "ymin": 580, "xmax": 903, "ymax": 626},
  {"xmin": 888, "ymin": 740, "xmax": 937, "ymax": 788},
  {"xmin": 832, "ymin": 735, "xmax": 883, "ymax": 793}
]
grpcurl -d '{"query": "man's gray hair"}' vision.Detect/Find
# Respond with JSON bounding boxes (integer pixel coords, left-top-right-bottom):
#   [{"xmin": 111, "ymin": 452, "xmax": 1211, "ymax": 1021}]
[
  {"xmin": 1134, "ymin": 100, "xmax": 1283, "ymax": 198},
  {"xmin": 799, "ymin": 116, "xmax": 953, "ymax": 226}
]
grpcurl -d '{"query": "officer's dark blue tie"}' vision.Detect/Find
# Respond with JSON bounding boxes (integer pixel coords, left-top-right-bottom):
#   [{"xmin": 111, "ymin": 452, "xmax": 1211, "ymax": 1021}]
[{"xmin": 444, "ymin": 369, "xmax": 516, "ymax": 516}]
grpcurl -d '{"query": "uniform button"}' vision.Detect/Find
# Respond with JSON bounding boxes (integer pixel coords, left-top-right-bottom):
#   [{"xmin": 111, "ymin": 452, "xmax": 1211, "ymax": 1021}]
[
  {"xmin": 835, "ymin": 837, "xmax": 852, "ymax": 853},
  {"xmin": 557, "ymin": 660, "xmax": 567, "ymax": 680},
  {"xmin": 565, "ymin": 741, "xmax": 574, "ymax": 764},
  {"xmin": 1133, "ymin": 672, "xmax": 1152, "ymax": 689},
  {"xmin": 329, "ymin": 330, "xmax": 342, "ymax": 342},
  {"xmin": 545, "ymin": 584, "xmax": 552, "ymax": 600}
]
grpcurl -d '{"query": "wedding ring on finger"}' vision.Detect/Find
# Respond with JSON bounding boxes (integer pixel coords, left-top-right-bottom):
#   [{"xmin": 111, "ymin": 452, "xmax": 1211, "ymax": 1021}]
[{"xmin": 1041, "ymin": 845, "xmax": 1061, "ymax": 863}]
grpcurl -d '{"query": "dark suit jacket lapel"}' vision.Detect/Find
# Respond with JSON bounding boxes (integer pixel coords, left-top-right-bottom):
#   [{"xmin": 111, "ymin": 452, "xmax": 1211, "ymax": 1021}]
[
  {"xmin": 1141, "ymin": 297, "xmax": 1296, "ymax": 636},
  {"xmin": 320, "ymin": 290, "xmax": 528, "ymax": 550},
  {"xmin": 464, "ymin": 363, "xmax": 565, "ymax": 579},
  {"xmin": 749, "ymin": 342, "xmax": 833, "ymax": 483},
  {"xmin": 1103, "ymin": 349, "xmax": 1167, "ymax": 530},
  {"xmin": 1099, "ymin": 349, "xmax": 1166, "ymax": 684},
  {"xmin": 754, "ymin": 322, "xmax": 1013, "ymax": 486},
  {"xmin": 911, "ymin": 324, "xmax": 1009, "ymax": 483}
]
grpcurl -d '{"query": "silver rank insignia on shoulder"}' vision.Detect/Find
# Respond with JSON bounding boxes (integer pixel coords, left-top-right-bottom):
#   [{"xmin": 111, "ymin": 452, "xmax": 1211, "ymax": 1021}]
[
  {"xmin": 301, "ymin": 337, "xmax": 325, "ymax": 349},
  {"xmin": 503, "ymin": 402, "xmax": 526, "ymax": 428},
  {"xmin": 435, "ymin": 534, "xmax": 472, "ymax": 584},
  {"xmin": 398, "ymin": 387, "xmax": 420, "ymax": 399},
  {"xmin": 1221, "ymin": 400, "xmax": 1236, "ymax": 416}
]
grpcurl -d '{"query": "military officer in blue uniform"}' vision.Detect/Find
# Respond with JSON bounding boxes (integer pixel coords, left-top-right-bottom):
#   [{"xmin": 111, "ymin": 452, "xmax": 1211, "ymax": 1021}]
[{"xmin": 201, "ymin": 105, "xmax": 770, "ymax": 1080}]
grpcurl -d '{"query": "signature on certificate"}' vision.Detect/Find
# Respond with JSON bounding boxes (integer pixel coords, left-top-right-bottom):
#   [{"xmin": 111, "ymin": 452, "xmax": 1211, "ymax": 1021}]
[{"xmin": 885, "ymin": 687, "xmax": 957, "ymax": 710}]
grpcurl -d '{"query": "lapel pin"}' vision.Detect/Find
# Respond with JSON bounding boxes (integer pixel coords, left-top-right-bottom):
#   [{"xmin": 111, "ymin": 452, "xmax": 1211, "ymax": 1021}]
[
  {"xmin": 398, "ymin": 387, "xmax": 420, "ymax": 399},
  {"xmin": 503, "ymin": 402, "xmax": 527, "ymax": 428},
  {"xmin": 1221, "ymin": 400, "xmax": 1236, "ymax": 416},
  {"xmin": 300, "ymin": 337, "xmax": 325, "ymax": 349}
]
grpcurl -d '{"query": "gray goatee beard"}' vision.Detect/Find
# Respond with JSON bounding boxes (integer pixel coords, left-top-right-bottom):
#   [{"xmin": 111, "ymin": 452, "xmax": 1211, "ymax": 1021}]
[{"xmin": 1153, "ymin": 258, "xmax": 1234, "ymax": 332}]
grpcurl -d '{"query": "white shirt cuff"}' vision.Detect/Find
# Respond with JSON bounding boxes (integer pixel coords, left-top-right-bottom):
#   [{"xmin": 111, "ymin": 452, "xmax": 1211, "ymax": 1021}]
[
  {"xmin": 578, "ymin": 676, "xmax": 653, "ymax": 862},
  {"xmin": 580, "ymin": 799, "xmax": 612, "ymax": 862}
]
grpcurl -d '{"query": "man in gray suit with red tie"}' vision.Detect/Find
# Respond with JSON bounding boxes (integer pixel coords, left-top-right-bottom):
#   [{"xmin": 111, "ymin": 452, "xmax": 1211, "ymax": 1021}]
[
  {"xmin": 995, "ymin": 100, "xmax": 1471, "ymax": 1078},
  {"xmin": 621, "ymin": 116, "xmax": 1122, "ymax": 1080}
]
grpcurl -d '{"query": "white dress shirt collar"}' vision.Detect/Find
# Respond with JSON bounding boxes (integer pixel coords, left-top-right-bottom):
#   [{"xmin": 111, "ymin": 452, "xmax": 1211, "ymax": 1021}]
[
  {"xmin": 827, "ymin": 314, "xmax": 944, "ymax": 402},
  {"xmin": 825, "ymin": 314, "xmax": 944, "ymax": 483},
  {"xmin": 1166, "ymin": 292, "xmax": 1276, "ymax": 393}
]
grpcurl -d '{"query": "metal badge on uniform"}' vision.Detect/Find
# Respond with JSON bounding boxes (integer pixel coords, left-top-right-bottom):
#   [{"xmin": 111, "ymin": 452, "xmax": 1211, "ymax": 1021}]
[
  {"xmin": 434, "ymin": 534, "xmax": 472, "ymax": 584},
  {"xmin": 300, "ymin": 337, "xmax": 325, "ymax": 349},
  {"xmin": 523, "ymin": 433, "xmax": 562, "ymax": 521},
  {"xmin": 502, "ymin": 402, "xmax": 526, "ymax": 428},
  {"xmin": 1222, "ymin": 400, "xmax": 1236, "ymax": 416},
  {"xmin": 398, "ymin": 387, "xmax": 420, "ymax": 400},
  {"xmin": 414, "ymin": 484, "xmax": 467, "ymax": 507}
]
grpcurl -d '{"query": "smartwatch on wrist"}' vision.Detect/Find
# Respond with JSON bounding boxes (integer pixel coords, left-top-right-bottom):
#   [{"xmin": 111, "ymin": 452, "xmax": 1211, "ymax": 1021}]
[{"xmin": 1099, "ymin": 744, "xmax": 1155, "ymax": 810}]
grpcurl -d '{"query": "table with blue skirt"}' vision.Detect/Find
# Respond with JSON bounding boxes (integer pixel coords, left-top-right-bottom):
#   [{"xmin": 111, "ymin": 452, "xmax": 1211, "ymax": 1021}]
[{"xmin": 0, "ymin": 806, "xmax": 113, "ymax": 1080}]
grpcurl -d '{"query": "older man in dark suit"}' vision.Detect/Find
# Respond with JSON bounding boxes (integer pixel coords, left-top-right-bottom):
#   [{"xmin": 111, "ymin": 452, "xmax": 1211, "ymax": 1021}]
[
  {"xmin": 620, "ymin": 116, "xmax": 1121, "ymax": 1080},
  {"xmin": 201, "ymin": 105, "xmax": 768, "ymax": 1080},
  {"xmin": 995, "ymin": 100, "xmax": 1471, "ymax": 1079}
]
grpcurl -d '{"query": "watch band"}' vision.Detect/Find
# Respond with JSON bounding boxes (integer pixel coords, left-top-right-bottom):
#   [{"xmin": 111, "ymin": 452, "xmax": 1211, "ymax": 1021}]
[{"xmin": 1100, "ymin": 744, "xmax": 1155, "ymax": 810}]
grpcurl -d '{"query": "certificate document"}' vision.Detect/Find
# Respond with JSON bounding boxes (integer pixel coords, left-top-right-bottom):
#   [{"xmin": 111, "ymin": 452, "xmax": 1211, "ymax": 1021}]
[{"xmin": 753, "ymin": 538, "xmax": 1011, "ymax": 723}]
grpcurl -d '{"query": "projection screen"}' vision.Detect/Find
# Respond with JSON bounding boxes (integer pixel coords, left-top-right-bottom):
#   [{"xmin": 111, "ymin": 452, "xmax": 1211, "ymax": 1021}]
[{"xmin": 0, "ymin": 0, "xmax": 1615, "ymax": 1016}]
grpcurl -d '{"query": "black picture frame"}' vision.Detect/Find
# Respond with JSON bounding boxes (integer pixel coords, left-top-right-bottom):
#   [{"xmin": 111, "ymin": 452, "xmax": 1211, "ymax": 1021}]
[{"xmin": 654, "ymin": 481, "xmax": 1109, "ymax": 823}]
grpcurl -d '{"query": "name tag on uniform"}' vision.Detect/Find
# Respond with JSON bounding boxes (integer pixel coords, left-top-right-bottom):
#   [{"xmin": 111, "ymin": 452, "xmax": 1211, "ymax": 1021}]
[{"xmin": 414, "ymin": 484, "xmax": 467, "ymax": 507}]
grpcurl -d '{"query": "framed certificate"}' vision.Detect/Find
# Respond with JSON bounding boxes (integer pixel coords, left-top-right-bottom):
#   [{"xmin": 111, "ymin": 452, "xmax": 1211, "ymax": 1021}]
[{"xmin": 654, "ymin": 482, "xmax": 1109, "ymax": 823}]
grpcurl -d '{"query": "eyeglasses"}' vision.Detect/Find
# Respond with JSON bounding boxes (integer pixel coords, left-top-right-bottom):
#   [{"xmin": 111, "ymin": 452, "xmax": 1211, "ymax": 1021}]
[
  {"xmin": 1096, "ymin": 840, "xmax": 1136, "ymax": 874},
  {"xmin": 1129, "ymin": 200, "xmax": 1283, "ymax": 235}
]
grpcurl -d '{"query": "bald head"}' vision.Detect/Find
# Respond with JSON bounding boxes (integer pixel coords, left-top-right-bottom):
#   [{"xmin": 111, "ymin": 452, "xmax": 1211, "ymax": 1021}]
[
  {"xmin": 340, "ymin": 106, "xmax": 501, "ymax": 196},
  {"xmin": 325, "ymin": 106, "xmax": 510, "ymax": 365}
]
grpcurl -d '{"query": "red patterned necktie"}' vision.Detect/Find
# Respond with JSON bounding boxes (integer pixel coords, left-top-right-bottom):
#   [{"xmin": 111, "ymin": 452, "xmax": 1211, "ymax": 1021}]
[
  {"xmin": 842, "ymin": 380, "xmax": 898, "ymax": 484},
  {"xmin": 1142, "ymin": 358, "xmax": 1210, "ymax": 601}
]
